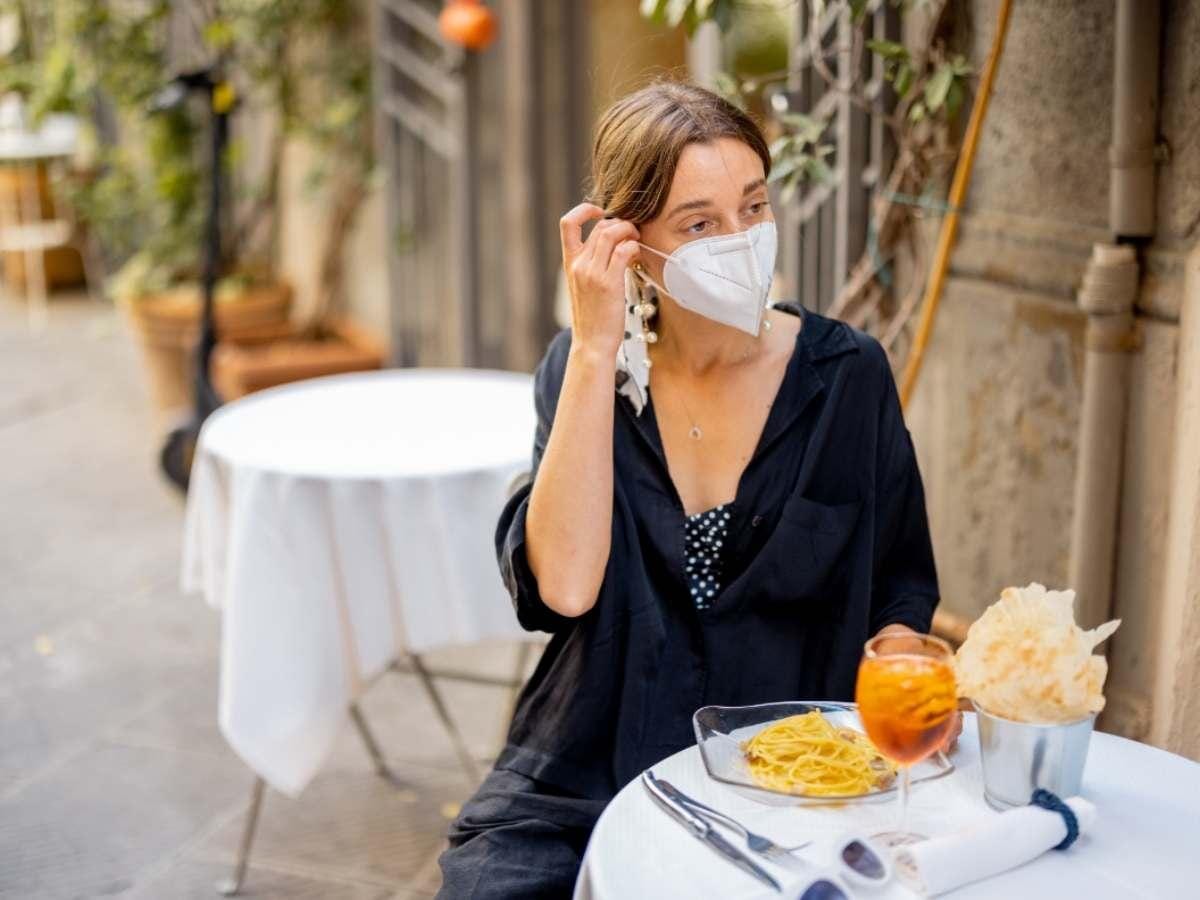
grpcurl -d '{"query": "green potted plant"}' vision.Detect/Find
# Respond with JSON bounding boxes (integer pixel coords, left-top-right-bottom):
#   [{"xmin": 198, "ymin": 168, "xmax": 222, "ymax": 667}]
[
  {"xmin": 15, "ymin": 0, "xmax": 382, "ymax": 411},
  {"xmin": 205, "ymin": 0, "xmax": 385, "ymax": 400}
]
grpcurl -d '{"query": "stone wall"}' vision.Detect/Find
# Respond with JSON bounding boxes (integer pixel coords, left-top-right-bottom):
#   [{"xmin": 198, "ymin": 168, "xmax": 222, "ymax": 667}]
[
  {"xmin": 277, "ymin": 139, "xmax": 391, "ymax": 341},
  {"xmin": 905, "ymin": 0, "xmax": 1200, "ymax": 755}
]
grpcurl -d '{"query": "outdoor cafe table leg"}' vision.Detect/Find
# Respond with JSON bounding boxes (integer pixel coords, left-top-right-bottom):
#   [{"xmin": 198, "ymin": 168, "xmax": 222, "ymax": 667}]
[
  {"xmin": 408, "ymin": 652, "xmax": 482, "ymax": 785},
  {"xmin": 349, "ymin": 701, "xmax": 396, "ymax": 782},
  {"xmin": 216, "ymin": 775, "xmax": 266, "ymax": 896}
]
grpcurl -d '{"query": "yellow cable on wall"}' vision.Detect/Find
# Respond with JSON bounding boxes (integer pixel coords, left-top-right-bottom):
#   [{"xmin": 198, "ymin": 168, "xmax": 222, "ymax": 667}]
[{"xmin": 898, "ymin": 0, "xmax": 1014, "ymax": 410}]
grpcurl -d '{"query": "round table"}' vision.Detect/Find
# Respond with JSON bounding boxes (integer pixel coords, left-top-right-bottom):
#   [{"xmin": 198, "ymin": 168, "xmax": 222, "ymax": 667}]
[
  {"xmin": 181, "ymin": 369, "xmax": 535, "ymax": 796},
  {"xmin": 575, "ymin": 715, "xmax": 1200, "ymax": 899}
]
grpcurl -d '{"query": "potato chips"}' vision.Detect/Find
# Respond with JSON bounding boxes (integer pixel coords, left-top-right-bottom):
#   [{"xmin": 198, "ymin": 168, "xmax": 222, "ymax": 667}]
[{"xmin": 954, "ymin": 583, "xmax": 1120, "ymax": 724}]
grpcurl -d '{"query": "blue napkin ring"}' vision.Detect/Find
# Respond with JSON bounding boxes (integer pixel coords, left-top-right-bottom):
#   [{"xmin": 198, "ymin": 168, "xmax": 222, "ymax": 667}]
[{"xmin": 1030, "ymin": 788, "xmax": 1079, "ymax": 850}]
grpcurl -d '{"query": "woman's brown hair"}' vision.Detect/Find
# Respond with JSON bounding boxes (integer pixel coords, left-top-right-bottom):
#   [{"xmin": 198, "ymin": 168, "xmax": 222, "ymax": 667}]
[{"xmin": 588, "ymin": 81, "xmax": 772, "ymax": 225}]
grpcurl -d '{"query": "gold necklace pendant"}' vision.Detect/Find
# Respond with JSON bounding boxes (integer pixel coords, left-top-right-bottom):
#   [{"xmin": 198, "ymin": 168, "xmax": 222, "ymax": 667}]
[{"xmin": 688, "ymin": 424, "xmax": 703, "ymax": 440}]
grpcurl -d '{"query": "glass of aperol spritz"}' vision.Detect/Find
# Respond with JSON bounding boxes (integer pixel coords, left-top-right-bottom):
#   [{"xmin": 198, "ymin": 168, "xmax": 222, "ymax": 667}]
[{"xmin": 855, "ymin": 632, "xmax": 957, "ymax": 847}]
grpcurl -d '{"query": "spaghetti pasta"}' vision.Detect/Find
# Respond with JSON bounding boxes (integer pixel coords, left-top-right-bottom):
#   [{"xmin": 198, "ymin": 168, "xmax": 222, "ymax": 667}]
[{"xmin": 742, "ymin": 711, "xmax": 897, "ymax": 796}]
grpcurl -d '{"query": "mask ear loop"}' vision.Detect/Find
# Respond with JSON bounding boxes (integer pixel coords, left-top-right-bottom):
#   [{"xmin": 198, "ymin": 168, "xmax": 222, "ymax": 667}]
[{"xmin": 633, "ymin": 243, "xmax": 673, "ymax": 301}]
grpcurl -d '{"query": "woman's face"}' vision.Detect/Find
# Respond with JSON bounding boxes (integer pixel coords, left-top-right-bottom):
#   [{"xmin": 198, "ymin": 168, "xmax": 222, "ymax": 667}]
[{"xmin": 637, "ymin": 136, "xmax": 773, "ymax": 289}]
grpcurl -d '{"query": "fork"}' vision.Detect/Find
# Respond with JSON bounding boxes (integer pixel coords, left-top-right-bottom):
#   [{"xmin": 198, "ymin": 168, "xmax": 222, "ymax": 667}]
[{"xmin": 652, "ymin": 776, "xmax": 812, "ymax": 870}]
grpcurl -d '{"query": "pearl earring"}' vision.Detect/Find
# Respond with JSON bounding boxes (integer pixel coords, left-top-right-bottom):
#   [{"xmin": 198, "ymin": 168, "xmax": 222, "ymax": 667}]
[{"xmin": 632, "ymin": 265, "xmax": 658, "ymax": 351}]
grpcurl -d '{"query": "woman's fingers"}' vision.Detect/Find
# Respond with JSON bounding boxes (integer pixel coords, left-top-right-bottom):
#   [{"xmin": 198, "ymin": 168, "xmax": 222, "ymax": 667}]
[
  {"xmin": 559, "ymin": 210, "xmax": 637, "ymax": 356},
  {"xmin": 608, "ymin": 238, "xmax": 640, "ymax": 275},
  {"xmin": 585, "ymin": 219, "xmax": 639, "ymax": 272},
  {"xmin": 559, "ymin": 203, "xmax": 606, "ymax": 262}
]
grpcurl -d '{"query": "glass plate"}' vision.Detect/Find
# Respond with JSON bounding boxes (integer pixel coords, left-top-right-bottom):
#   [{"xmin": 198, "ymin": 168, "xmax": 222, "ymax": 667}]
[{"xmin": 693, "ymin": 700, "xmax": 955, "ymax": 806}]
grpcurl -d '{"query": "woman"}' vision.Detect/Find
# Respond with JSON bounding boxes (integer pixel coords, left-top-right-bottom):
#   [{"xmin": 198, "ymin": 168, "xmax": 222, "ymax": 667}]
[{"xmin": 437, "ymin": 81, "xmax": 947, "ymax": 899}]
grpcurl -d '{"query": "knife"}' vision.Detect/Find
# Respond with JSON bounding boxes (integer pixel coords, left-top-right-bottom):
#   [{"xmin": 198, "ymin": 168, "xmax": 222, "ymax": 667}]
[{"xmin": 642, "ymin": 771, "xmax": 782, "ymax": 893}]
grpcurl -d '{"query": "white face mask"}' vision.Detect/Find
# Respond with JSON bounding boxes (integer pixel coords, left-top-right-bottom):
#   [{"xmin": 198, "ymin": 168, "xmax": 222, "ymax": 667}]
[{"xmin": 636, "ymin": 221, "xmax": 777, "ymax": 336}]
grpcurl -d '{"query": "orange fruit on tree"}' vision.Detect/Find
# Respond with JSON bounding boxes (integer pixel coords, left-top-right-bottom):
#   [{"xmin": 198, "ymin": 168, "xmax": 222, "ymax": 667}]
[{"xmin": 438, "ymin": 0, "xmax": 498, "ymax": 51}]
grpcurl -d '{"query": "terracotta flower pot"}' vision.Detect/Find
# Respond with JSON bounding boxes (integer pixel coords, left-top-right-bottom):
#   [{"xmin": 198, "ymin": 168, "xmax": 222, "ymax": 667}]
[
  {"xmin": 210, "ymin": 316, "xmax": 385, "ymax": 400},
  {"xmin": 121, "ymin": 281, "xmax": 292, "ymax": 412}
]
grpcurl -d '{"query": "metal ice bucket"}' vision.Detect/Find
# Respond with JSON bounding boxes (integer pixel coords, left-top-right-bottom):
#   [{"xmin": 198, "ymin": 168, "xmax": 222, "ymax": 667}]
[{"xmin": 974, "ymin": 703, "xmax": 1095, "ymax": 810}]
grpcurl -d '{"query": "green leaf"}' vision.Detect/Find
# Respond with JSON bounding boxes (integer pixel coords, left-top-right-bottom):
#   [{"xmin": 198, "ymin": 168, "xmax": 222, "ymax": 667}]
[
  {"xmin": 767, "ymin": 154, "xmax": 803, "ymax": 184},
  {"xmin": 849, "ymin": 0, "xmax": 870, "ymax": 24},
  {"xmin": 224, "ymin": 137, "xmax": 245, "ymax": 170},
  {"xmin": 803, "ymin": 156, "xmax": 834, "ymax": 184},
  {"xmin": 713, "ymin": 71, "xmax": 746, "ymax": 109},
  {"xmin": 908, "ymin": 100, "xmax": 926, "ymax": 123},
  {"xmin": 203, "ymin": 18, "xmax": 235, "ymax": 51},
  {"xmin": 780, "ymin": 174, "xmax": 798, "ymax": 203},
  {"xmin": 710, "ymin": 0, "xmax": 735, "ymax": 32},
  {"xmin": 639, "ymin": 0, "xmax": 671, "ymax": 22},
  {"xmin": 779, "ymin": 112, "xmax": 826, "ymax": 143},
  {"xmin": 944, "ymin": 79, "xmax": 965, "ymax": 120},
  {"xmin": 665, "ymin": 0, "xmax": 693, "ymax": 28},
  {"xmin": 894, "ymin": 62, "xmax": 913, "ymax": 97},
  {"xmin": 866, "ymin": 39, "xmax": 909, "ymax": 61},
  {"xmin": 924, "ymin": 65, "xmax": 953, "ymax": 111},
  {"xmin": 768, "ymin": 135, "xmax": 795, "ymax": 158}
]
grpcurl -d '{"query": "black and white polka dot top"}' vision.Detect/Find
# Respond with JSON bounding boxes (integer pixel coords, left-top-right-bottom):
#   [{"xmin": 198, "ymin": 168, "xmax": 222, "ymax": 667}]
[{"xmin": 684, "ymin": 503, "xmax": 732, "ymax": 610}]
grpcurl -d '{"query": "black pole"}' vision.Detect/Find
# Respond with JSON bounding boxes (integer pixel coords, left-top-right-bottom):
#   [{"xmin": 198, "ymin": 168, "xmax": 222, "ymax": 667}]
[
  {"xmin": 154, "ymin": 68, "xmax": 233, "ymax": 491},
  {"xmin": 196, "ymin": 94, "xmax": 227, "ymax": 419}
]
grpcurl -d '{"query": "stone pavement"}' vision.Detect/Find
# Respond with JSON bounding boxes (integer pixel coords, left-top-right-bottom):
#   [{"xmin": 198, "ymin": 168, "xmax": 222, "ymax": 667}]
[{"xmin": 0, "ymin": 295, "xmax": 524, "ymax": 899}]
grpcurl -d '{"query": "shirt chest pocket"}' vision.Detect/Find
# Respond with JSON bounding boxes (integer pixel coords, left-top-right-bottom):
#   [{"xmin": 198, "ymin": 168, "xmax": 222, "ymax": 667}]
[{"xmin": 741, "ymin": 494, "xmax": 863, "ymax": 620}]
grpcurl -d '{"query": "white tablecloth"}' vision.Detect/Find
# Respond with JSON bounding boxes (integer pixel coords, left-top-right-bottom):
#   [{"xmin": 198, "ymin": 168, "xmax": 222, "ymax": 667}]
[
  {"xmin": 576, "ymin": 715, "xmax": 1200, "ymax": 899},
  {"xmin": 182, "ymin": 369, "xmax": 535, "ymax": 795},
  {"xmin": 0, "ymin": 113, "xmax": 78, "ymax": 160}
]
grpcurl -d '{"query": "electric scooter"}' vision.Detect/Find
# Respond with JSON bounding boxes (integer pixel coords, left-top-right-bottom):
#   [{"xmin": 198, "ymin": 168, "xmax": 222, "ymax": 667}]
[{"xmin": 151, "ymin": 67, "xmax": 233, "ymax": 491}]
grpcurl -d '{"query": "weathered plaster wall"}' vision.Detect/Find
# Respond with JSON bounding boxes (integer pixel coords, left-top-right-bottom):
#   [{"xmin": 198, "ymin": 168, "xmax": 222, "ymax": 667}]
[
  {"xmin": 906, "ymin": 0, "xmax": 1200, "ymax": 756},
  {"xmin": 1147, "ymin": 243, "xmax": 1200, "ymax": 758},
  {"xmin": 908, "ymin": 0, "xmax": 1112, "ymax": 621},
  {"xmin": 1155, "ymin": 0, "xmax": 1200, "ymax": 251},
  {"xmin": 963, "ymin": 0, "xmax": 1113, "ymax": 238},
  {"xmin": 1105, "ymin": 318, "xmax": 1177, "ymax": 741},
  {"xmin": 278, "ymin": 139, "xmax": 391, "ymax": 343},
  {"xmin": 907, "ymin": 278, "xmax": 1084, "ymax": 620}
]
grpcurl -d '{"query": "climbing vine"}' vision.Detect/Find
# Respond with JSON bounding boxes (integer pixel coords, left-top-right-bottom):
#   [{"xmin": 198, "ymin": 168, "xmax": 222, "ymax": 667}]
[{"xmin": 642, "ymin": 0, "xmax": 972, "ymax": 357}]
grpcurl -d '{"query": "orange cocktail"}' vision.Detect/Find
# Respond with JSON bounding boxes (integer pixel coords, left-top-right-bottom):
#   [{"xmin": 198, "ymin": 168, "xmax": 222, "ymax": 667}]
[
  {"xmin": 855, "ymin": 632, "xmax": 957, "ymax": 846},
  {"xmin": 856, "ymin": 654, "xmax": 957, "ymax": 765}
]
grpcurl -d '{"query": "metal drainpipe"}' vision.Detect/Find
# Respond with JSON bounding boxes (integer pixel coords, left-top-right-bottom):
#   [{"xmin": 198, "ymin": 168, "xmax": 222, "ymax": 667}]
[
  {"xmin": 1110, "ymin": 0, "xmax": 1160, "ymax": 237},
  {"xmin": 1068, "ymin": 0, "xmax": 1160, "ymax": 630},
  {"xmin": 1070, "ymin": 245, "xmax": 1140, "ymax": 629}
]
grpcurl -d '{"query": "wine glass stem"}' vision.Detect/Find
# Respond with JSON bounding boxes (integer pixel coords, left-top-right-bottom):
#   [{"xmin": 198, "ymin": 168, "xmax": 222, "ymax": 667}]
[{"xmin": 898, "ymin": 764, "xmax": 912, "ymax": 835}]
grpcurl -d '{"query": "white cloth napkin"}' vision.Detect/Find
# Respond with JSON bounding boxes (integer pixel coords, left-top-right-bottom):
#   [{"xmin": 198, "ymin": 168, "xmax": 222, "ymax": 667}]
[{"xmin": 894, "ymin": 797, "xmax": 1097, "ymax": 896}]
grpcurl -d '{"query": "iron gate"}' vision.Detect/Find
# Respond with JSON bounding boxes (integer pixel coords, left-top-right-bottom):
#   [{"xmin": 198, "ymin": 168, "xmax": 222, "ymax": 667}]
[{"xmin": 773, "ymin": 1, "xmax": 901, "ymax": 314}]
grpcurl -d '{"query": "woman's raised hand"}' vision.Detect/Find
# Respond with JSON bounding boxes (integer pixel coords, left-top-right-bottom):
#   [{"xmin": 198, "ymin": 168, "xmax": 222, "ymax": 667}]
[{"xmin": 559, "ymin": 203, "xmax": 640, "ymax": 358}]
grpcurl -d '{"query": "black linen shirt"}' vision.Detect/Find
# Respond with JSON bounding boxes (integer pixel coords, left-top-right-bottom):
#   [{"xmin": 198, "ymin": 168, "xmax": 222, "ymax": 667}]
[{"xmin": 493, "ymin": 304, "xmax": 938, "ymax": 802}]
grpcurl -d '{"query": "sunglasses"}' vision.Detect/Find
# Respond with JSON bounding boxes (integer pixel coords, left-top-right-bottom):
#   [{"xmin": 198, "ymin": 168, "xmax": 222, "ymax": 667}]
[{"xmin": 793, "ymin": 836, "xmax": 891, "ymax": 899}]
